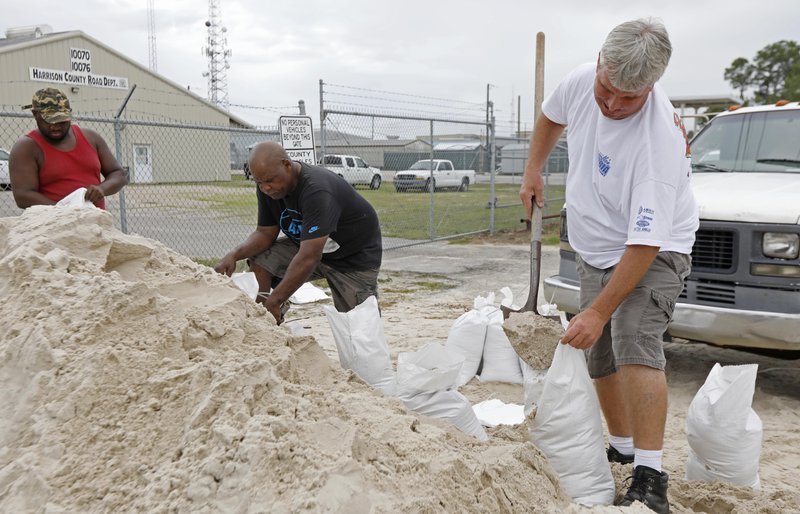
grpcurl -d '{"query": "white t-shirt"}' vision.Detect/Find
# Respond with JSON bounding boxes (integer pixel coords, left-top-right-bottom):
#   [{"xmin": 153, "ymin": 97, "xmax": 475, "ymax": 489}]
[{"xmin": 542, "ymin": 63, "xmax": 699, "ymax": 269}]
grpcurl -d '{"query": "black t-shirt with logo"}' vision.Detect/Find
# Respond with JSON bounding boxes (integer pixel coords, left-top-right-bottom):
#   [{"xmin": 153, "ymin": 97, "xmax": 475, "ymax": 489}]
[{"xmin": 257, "ymin": 161, "xmax": 382, "ymax": 271}]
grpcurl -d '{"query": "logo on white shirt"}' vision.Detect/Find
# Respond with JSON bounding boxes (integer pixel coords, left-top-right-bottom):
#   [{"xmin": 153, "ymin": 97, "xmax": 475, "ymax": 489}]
[
  {"xmin": 598, "ymin": 152, "xmax": 611, "ymax": 176},
  {"xmin": 634, "ymin": 206, "xmax": 655, "ymax": 232}
]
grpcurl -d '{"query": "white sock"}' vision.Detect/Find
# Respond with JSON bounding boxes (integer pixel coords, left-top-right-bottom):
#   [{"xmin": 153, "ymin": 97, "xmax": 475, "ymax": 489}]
[
  {"xmin": 609, "ymin": 435, "xmax": 634, "ymax": 456},
  {"xmin": 634, "ymin": 448, "xmax": 663, "ymax": 472}
]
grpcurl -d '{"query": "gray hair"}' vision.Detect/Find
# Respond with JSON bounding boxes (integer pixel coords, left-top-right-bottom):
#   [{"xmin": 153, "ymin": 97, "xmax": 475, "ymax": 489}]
[{"xmin": 599, "ymin": 18, "xmax": 672, "ymax": 92}]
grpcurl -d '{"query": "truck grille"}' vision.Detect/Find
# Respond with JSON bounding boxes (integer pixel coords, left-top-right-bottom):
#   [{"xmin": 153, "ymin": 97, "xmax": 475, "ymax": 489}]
[
  {"xmin": 679, "ymin": 280, "xmax": 736, "ymax": 305},
  {"xmin": 691, "ymin": 229, "xmax": 735, "ymax": 271}
]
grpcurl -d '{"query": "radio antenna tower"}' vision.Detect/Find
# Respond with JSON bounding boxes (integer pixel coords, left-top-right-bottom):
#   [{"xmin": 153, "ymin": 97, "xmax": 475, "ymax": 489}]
[
  {"xmin": 147, "ymin": 0, "xmax": 157, "ymax": 71},
  {"xmin": 202, "ymin": 0, "xmax": 232, "ymax": 109}
]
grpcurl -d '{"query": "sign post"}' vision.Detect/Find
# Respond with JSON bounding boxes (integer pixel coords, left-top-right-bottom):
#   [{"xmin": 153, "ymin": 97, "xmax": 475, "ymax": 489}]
[{"xmin": 278, "ymin": 116, "xmax": 316, "ymax": 165}]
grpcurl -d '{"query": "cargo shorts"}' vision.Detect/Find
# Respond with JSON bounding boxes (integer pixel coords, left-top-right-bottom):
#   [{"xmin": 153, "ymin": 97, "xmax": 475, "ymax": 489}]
[
  {"xmin": 577, "ymin": 251, "xmax": 691, "ymax": 379},
  {"xmin": 249, "ymin": 238, "xmax": 379, "ymax": 313}
]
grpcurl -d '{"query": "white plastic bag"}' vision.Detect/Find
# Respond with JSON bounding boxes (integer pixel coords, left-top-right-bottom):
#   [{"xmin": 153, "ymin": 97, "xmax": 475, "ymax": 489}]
[
  {"xmin": 472, "ymin": 399, "xmax": 525, "ymax": 427},
  {"xmin": 231, "ymin": 272, "xmax": 259, "ymax": 301},
  {"xmin": 520, "ymin": 358, "xmax": 548, "ymax": 418},
  {"xmin": 289, "ymin": 282, "xmax": 330, "ymax": 304},
  {"xmin": 56, "ymin": 187, "xmax": 95, "ymax": 209},
  {"xmin": 478, "ymin": 306, "xmax": 523, "ymax": 384},
  {"xmin": 444, "ymin": 309, "xmax": 489, "ymax": 386},
  {"xmin": 324, "ymin": 296, "xmax": 395, "ymax": 396},
  {"xmin": 402, "ymin": 389, "xmax": 488, "ymax": 441},
  {"xmin": 396, "ymin": 343, "xmax": 464, "ymax": 397},
  {"xmin": 529, "ymin": 344, "xmax": 614, "ymax": 506},
  {"xmin": 685, "ymin": 363, "xmax": 762, "ymax": 489}
]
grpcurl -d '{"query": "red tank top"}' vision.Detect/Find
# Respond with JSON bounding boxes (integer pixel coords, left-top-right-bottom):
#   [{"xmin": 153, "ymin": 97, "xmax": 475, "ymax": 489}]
[{"xmin": 27, "ymin": 125, "xmax": 105, "ymax": 209}]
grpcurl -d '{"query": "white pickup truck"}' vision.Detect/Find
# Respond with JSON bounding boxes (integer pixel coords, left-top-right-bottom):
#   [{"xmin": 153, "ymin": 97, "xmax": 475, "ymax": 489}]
[
  {"xmin": 320, "ymin": 154, "xmax": 383, "ymax": 190},
  {"xmin": 543, "ymin": 101, "xmax": 800, "ymax": 354},
  {"xmin": 393, "ymin": 159, "xmax": 475, "ymax": 192}
]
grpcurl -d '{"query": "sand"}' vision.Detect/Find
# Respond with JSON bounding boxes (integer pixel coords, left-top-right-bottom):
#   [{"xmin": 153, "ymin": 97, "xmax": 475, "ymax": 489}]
[
  {"xmin": 1, "ymin": 207, "xmax": 797, "ymax": 513},
  {"xmin": 502, "ymin": 311, "xmax": 564, "ymax": 370}
]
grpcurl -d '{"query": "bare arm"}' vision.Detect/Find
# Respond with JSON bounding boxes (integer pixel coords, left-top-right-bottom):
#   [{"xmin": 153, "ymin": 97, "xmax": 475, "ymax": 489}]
[
  {"xmin": 214, "ymin": 225, "xmax": 280, "ymax": 276},
  {"xmin": 520, "ymin": 113, "xmax": 566, "ymax": 215},
  {"xmin": 9, "ymin": 137, "xmax": 54, "ymax": 208},
  {"xmin": 82, "ymin": 128, "xmax": 128, "ymax": 204},
  {"xmin": 263, "ymin": 236, "xmax": 327, "ymax": 322},
  {"xmin": 561, "ymin": 244, "xmax": 660, "ymax": 349}
]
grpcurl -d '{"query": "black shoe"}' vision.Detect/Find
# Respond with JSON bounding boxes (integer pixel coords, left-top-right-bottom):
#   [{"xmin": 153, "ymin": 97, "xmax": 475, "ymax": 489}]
[
  {"xmin": 607, "ymin": 446, "xmax": 634, "ymax": 465},
  {"xmin": 618, "ymin": 465, "xmax": 670, "ymax": 514}
]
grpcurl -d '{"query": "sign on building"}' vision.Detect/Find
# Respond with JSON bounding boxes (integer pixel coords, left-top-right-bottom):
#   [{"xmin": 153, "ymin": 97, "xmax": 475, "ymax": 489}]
[
  {"xmin": 278, "ymin": 116, "xmax": 316, "ymax": 165},
  {"xmin": 29, "ymin": 47, "xmax": 129, "ymax": 90}
]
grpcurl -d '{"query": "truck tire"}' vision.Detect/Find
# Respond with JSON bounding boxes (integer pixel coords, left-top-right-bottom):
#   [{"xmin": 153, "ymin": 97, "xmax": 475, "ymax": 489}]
[
  {"xmin": 370, "ymin": 175, "xmax": 381, "ymax": 190},
  {"xmin": 458, "ymin": 177, "xmax": 470, "ymax": 192},
  {"xmin": 425, "ymin": 178, "xmax": 436, "ymax": 193}
]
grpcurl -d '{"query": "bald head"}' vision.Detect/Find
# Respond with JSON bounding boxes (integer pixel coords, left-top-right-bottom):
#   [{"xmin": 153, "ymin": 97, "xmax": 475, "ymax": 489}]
[
  {"xmin": 249, "ymin": 142, "xmax": 298, "ymax": 199},
  {"xmin": 250, "ymin": 141, "xmax": 289, "ymax": 169}
]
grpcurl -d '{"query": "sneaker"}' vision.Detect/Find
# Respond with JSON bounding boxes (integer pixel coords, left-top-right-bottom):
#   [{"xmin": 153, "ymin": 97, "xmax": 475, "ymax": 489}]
[
  {"xmin": 618, "ymin": 465, "xmax": 670, "ymax": 514},
  {"xmin": 607, "ymin": 446, "xmax": 634, "ymax": 465}
]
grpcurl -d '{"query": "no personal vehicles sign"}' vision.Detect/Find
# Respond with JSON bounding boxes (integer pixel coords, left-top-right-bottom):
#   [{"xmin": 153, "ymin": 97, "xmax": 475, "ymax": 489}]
[{"xmin": 279, "ymin": 116, "xmax": 316, "ymax": 165}]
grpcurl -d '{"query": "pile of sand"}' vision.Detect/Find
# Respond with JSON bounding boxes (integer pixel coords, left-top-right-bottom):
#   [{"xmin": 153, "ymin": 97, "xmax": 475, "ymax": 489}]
[{"xmin": 0, "ymin": 207, "xmax": 579, "ymax": 512}]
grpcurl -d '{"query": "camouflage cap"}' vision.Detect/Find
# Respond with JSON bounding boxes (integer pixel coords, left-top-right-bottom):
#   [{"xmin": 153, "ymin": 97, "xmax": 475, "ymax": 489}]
[{"xmin": 23, "ymin": 88, "xmax": 72, "ymax": 123}]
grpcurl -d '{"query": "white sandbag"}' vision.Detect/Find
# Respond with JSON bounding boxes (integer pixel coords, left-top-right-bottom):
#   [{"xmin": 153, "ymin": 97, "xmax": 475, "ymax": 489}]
[
  {"xmin": 472, "ymin": 399, "xmax": 524, "ymax": 427},
  {"xmin": 529, "ymin": 344, "xmax": 614, "ymax": 506},
  {"xmin": 685, "ymin": 363, "xmax": 762, "ymax": 489},
  {"xmin": 289, "ymin": 282, "xmax": 330, "ymax": 304},
  {"xmin": 478, "ymin": 307, "xmax": 523, "ymax": 384},
  {"xmin": 324, "ymin": 296, "xmax": 395, "ymax": 396},
  {"xmin": 402, "ymin": 389, "xmax": 488, "ymax": 441},
  {"xmin": 520, "ymin": 358, "xmax": 548, "ymax": 418},
  {"xmin": 56, "ymin": 187, "xmax": 95, "ymax": 208},
  {"xmin": 444, "ymin": 309, "xmax": 488, "ymax": 386},
  {"xmin": 231, "ymin": 272, "xmax": 259, "ymax": 301},
  {"xmin": 396, "ymin": 343, "xmax": 464, "ymax": 397}
]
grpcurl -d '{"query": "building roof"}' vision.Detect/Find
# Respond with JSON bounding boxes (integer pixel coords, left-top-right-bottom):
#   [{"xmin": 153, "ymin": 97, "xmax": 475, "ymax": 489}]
[
  {"xmin": 670, "ymin": 95, "xmax": 741, "ymax": 109},
  {"xmin": 0, "ymin": 30, "xmax": 253, "ymax": 128}
]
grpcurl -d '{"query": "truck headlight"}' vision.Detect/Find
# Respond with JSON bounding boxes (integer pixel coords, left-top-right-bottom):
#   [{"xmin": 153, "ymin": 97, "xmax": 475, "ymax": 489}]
[{"xmin": 762, "ymin": 232, "xmax": 799, "ymax": 259}]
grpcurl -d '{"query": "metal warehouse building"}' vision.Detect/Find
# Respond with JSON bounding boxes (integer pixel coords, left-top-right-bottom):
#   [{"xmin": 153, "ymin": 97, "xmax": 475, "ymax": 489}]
[{"xmin": 0, "ymin": 26, "xmax": 252, "ymax": 184}]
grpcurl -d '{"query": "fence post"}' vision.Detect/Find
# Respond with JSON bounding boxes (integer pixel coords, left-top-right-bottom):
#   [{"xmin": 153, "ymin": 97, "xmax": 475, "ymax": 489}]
[
  {"xmin": 319, "ymin": 80, "xmax": 326, "ymax": 163},
  {"xmin": 428, "ymin": 119, "xmax": 435, "ymax": 240},
  {"xmin": 114, "ymin": 84, "xmax": 137, "ymax": 234},
  {"xmin": 489, "ymin": 112, "xmax": 496, "ymax": 235}
]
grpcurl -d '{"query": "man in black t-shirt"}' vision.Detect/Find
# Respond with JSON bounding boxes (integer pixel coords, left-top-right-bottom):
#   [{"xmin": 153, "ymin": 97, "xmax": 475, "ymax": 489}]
[{"xmin": 215, "ymin": 142, "xmax": 382, "ymax": 324}]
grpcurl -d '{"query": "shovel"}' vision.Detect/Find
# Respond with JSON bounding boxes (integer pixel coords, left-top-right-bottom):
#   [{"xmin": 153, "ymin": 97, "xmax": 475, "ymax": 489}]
[
  {"xmin": 500, "ymin": 199, "xmax": 564, "ymax": 369},
  {"xmin": 501, "ymin": 199, "xmax": 559, "ymax": 321}
]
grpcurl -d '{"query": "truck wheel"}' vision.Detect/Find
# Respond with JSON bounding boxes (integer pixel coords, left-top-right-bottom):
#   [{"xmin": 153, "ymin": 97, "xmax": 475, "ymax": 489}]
[
  {"xmin": 425, "ymin": 178, "xmax": 436, "ymax": 193},
  {"xmin": 370, "ymin": 175, "xmax": 381, "ymax": 190},
  {"xmin": 458, "ymin": 177, "xmax": 469, "ymax": 192}
]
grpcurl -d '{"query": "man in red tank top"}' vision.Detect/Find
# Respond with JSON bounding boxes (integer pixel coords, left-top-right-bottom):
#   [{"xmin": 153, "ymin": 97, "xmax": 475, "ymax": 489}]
[{"xmin": 9, "ymin": 88, "xmax": 128, "ymax": 209}]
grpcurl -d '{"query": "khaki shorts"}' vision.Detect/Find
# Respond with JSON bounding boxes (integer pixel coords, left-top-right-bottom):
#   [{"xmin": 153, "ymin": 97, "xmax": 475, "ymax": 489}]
[
  {"xmin": 249, "ymin": 238, "xmax": 379, "ymax": 312},
  {"xmin": 577, "ymin": 251, "xmax": 691, "ymax": 379}
]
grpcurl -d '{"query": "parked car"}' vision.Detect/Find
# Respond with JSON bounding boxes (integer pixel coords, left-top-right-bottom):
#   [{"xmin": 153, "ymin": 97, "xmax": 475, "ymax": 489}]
[
  {"xmin": 543, "ymin": 101, "xmax": 800, "ymax": 354},
  {"xmin": 394, "ymin": 159, "xmax": 475, "ymax": 192},
  {"xmin": 319, "ymin": 154, "xmax": 383, "ymax": 190},
  {"xmin": 0, "ymin": 148, "xmax": 10, "ymax": 190}
]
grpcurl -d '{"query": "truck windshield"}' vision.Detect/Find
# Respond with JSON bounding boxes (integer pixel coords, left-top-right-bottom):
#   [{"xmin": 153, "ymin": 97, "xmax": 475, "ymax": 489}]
[
  {"xmin": 691, "ymin": 110, "xmax": 800, "ymax": 173},
  {"xmin": 409, "ymin": 160, "xmax": 434, "ymax": 170}
]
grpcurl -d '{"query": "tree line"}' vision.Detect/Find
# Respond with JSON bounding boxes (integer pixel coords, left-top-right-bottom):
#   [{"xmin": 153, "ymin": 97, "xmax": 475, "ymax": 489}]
[{"xmin": 724, "ymin": 40, "xmax": 799, "ymax": 104}]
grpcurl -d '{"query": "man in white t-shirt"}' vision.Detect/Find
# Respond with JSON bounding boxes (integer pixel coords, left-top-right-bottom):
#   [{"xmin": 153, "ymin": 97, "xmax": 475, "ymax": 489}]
[{"xmin": 520, "ymin": 18, "xmax": 698, "ymax": 514}]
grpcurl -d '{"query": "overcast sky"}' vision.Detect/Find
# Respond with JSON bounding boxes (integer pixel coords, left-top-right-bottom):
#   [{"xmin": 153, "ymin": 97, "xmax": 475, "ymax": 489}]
[{"xmin": 4, "ymin": 0, "xmax": 799, "ymax": 134}]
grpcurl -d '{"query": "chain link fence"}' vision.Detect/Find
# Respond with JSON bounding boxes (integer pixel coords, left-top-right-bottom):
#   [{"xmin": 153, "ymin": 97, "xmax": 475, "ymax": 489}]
[{"xmin": 1, "ymin": 84, "xmax": 567, "ymax": 261}]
